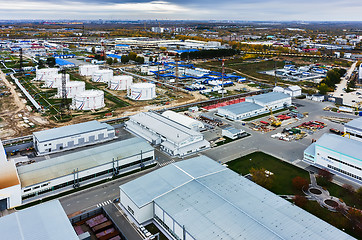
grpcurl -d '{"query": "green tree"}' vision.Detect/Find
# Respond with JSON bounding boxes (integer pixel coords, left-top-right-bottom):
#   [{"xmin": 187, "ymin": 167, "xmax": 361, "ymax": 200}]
[
  {"xmin": 149, "ymin": 56, "xmax": 153, "ymax": 62},
  {"xmin": 250, "ymin": 167, "xmax": 274, "ymax": 189},
  {"xmin": 128, "ymin": 52, "xmax": 137, "ymax": 61},
  {"xmin": 91, "ymin": 46, "xmax": 95, "ymax": 54},
  {"xmin": 46, "ymin": 57, "xmax": 56, "ymax": 67},
  {"xmin": 135, "ymin": 56, "xmax": 144, "ymax": 64},
  {"xmin": 106, "ymin": 57, "xmax": 113, "ymax": 65},
  {"xmin": 317, "ymin": 83, "xmax": 331, "ymax": 95},
  {"xmin": 113, "ymin": 58, "xmax": 118, "ymax": 64},
  {"xmin": 38, "ymin": 59, "xmax": 45, "ymax": 69},
  {"xmin": 121, "ymin": 55, "xmax": 129, "ymax": 64}
]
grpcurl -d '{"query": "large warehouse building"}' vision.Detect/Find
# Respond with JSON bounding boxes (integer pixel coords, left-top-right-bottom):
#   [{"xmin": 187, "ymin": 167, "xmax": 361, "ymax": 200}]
[
  {"xmin": 33, "ymin": 120, "xmax": 116, "ymax": 155},
  {"xmin": 119, "ymin": 156, "xmax": 353, "ymax": 240},
  {"xmin": 0, "ymin": 200, "xmax": 78, "ymax": 240},
  {"xmin": 19, "ymin": 137, "xmax": 154, "ymax": 200},
  {"xmin": 125, "ymin": 111, "xmax": 210, "ymax": 157},
  {"xmin": 303, "ymin": 133, "xmax": 361, "ymax": 184},
  {"xmin": 217, "ymin": 92, "xmax": 291, "ymax": 120},
  {"xmin": 343, "ymin": 117, "xmax": 362, "ymax": 142}
]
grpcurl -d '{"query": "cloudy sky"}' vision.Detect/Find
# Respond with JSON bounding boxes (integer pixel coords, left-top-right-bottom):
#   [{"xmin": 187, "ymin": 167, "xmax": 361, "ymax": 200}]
[{"xmin": 0, "ymin": 0, "xmax": 361, "ymax": 21}]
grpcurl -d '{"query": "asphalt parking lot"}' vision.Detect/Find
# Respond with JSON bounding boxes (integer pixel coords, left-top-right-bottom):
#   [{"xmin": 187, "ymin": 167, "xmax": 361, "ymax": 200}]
[{"xmin": 202, "ymin": 98, "xmax": 358, "ymax": 165}]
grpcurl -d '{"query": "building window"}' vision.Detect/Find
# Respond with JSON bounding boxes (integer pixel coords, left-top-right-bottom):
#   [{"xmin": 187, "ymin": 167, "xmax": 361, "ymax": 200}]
[
  {"xmin": 128, "ymin": 206, "xmax": 134, "ymax": 215},
  {"xmin": 24, "ymin": 189, "xmax": 31, "ymax": 192}
]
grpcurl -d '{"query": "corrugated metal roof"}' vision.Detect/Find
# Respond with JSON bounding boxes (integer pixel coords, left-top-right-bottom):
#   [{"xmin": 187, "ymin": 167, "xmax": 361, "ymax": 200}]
[
  {"xmin": 120, "ymin": 156, "xmax": 224, "ymax": 207},
  {"xmin": 315, "ymin": 134, "xmax": 361, "ymax": 161},
  {"xmin": 122, "ymin": 156, "xmax": 354, "ymax": 240},
  {"xmin": 17, "ymin": 137, "xmax": 153, "ymax": 187},
  {"xmin": 345, "ymin": 117, "xmax": 362, "ymax": 130},
  {"xmin": 128, "ymin": 112, "xmax": 202, "ymax": 144},
  {"xmin": 247, "ymin": 92, "xmax": 290, "ymax": 104},
  {"xmin": 33, "ymin": 120, "xmax": 113, "ymax": 143},
  {"xmin": 219, "ymin": 101, "xmax": 264, "ymax": 115},
  {"xmin": 161, "ymin": 110, "xmax": 204, "ymax": 129},
  {"xmin": 0, "ymin": 200, "xmax": 78, "ymax": 240}
]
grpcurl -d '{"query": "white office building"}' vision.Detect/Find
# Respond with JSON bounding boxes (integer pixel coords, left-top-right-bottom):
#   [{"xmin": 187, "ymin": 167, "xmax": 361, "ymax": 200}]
[
  {"xmin": 284, "ymin": 85, "xmax": 302, "ymax": 97},
  {"xmin": 344, "ymin": 117, "xmax": 362, "ymax": 142},
  {"xmin": 304, "ymin": 134, "xmax": 362, "ymax": 184},
  {"xmin": 125, "ymin": 111, "xmax": 210, "ymax": 157},
  {"xmin": 33, "ymin": 120, "xmax": 115, "ymax": 155},
  {"xmin": 120, "ymin": 156, "xmax": 353, "ymax": 240}
]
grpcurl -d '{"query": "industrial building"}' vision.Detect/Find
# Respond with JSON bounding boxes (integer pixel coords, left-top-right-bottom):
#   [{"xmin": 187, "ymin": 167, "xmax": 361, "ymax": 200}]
[
  {"xmin": 273, "ymin": 85, "xmax": 302, "ymax": 97},
  {"xmin": 33, "ymin": 120, "xmax": 115, "ymax": 155},
  {"xmin": 221, "ymin": 126, "xmax": 245, "ymax": 139},
  {"xmin": 125, "ymin": 111, "xmax": 210, "ymax": 156},
  {"xmin": 0, "ymin": 200, "xmax": 78, "ymax": 240},
  {"xmin": 344, "ymin": 117, "xmax": 362, "ymax": 142},
  {"xmin": 161, "ymin": 110, "xmax": 204, "ymax": 131},
  {"xmin": 304, "ymin": 134, "xmax": 362, "ymax": 184},
  {"xmin": 120, "ymin": 156, "xmax": 352, "ymax": 240},
  {"xmin": 217, "ymin": 92, "xmax": 291, "ymax": 120},
  {"xmin": 19, "ymin": 137, "xmax": 154, "ymax": 199},
  {"xmin": 0, "ymin": 140, "xmax": 21, "ymax": 210},
  {"xmin": 359, "ymin": 64, "xmax": 362, "ymax": 83},
  {"xmin": 245, "ymin": 92, "xmax": 292, "ymax": 109}
]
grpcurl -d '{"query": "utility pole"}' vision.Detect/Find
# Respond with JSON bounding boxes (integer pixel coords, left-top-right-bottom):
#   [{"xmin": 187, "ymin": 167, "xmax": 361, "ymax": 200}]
[
  {"xmin": 221, "ymin": 59, "xmax": 224, "ymax": 98},
  {"xmin": 19, "ymin": 48, "xmax": 23, "ymax": 75}
]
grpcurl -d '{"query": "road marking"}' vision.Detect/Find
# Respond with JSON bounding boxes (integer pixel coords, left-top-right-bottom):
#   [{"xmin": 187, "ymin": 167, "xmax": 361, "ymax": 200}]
[
  {"xmin": 159, "ymin": 159, "xmax": 175, "ymax": 167},
  {"xmin": 96, "ymin": 200, "xmax": 112, "ymax": 208},
  {"xmin": 67, "ymin": 204, "xmax": 71, "ymax": 207}
]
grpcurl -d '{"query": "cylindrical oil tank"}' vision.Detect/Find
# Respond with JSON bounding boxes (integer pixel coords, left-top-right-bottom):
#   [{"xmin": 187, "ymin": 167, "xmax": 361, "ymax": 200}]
[
  {"xmin": 35, "ymin": 68, "xmax": 58, "ymax": 81},
  {"xmin": 92, "ymin": 69, "xmax": 113, "ymax": 83},
  {"xmin": 72, "ymin": 90, "xmax": 105, "ymax": 110},
  {"xmin": 43, "ymin": 74, "xmax": 70, "ymax": 88},
  {"xmin": 109, "ymin": 75, "xmax": 133, "ymax": 90},
  {"xmin": 57, "ymin": 81, "xmax": 85, "ymax": 99},
  {"xmin": 79, "ymin": 65, "xmax": 99, "ymax": 76},
  {"xmin": 128, "ymin": 83, "xmax": 156, "ymax": 100}
]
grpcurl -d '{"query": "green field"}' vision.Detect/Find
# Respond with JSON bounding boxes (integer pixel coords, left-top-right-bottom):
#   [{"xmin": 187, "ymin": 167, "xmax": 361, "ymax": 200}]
[{"xmin": 227, "ymin": 151, "xmax": 309, "ymax": 195}]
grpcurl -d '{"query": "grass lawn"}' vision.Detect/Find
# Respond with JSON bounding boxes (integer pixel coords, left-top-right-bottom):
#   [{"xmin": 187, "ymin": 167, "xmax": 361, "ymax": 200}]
[{"xmin": 227, "ymin": 151, "xmax": 309, "ymax": 195}]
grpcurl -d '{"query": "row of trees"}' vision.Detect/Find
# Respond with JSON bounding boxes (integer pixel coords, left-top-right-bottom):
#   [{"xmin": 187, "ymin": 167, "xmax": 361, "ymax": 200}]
[
  {"xmin": 119, "ymin": 52, "xmax": 144, "ymax": 64},
  {"xmin": 180, "ymin": 49, "xmax": 238, "ymax": 60},
  {"xmin": 318, "ymin": 68, "xmax": 347, "ymax": 94}
]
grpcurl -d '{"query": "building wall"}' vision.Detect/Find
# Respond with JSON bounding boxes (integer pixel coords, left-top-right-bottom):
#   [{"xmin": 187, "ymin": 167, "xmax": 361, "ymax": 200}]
[
  {"xmin": 21, "ymin": 150, "xmax": 154, "ymax": 198},
  {"xmin": 120, "ymin": 189, "xmax": 154, "ymax": 224},
  {"xmin": 284, "ymin": 89, "xmax": 302, "ymax": 97},
  {"xmin": 344, "ymin": 125, "xmax": 362, "ymax": 142},
  {"xmin": 0, "ymin": 184, "xmax": 22, "ymax": 209},
  {"xmin": 34, "ymin": 128, "xmax": 115, "ymax": 155},
  {"xmin": 315, "ymin": 145, "xmax": 362, "ymax": 183},
  {"xmin": 217, "ymin": 106, "xmax": 267, "ymax": 120}
]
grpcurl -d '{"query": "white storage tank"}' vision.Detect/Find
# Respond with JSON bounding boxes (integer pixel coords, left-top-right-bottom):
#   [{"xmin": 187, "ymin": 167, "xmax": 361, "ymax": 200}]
[
  {"xmin": 92, "ymin": 69, "xmax": 113, "ymax": 83},
  {"xmin": 79, "ymin": 65, "xmax": 99, "ymax": 76},
  {"xmin": 56, "ymin": 81, "xmax": 85, "ymax": 99},
  {"xmin": 43, "ymin": 74, "xmax": 70, "ymax": 88},
  {"xmin": 35, "ymin": 68, "xmax": 58, "ymax": 81},
  {"xmin": 109, "ymin": 75, "xmax": 133, "ymax": 90},
  {"xmin": 72, "ymin": 90, "xmax": 105, "ymax": 110},
  {"xmin": 128, "ymin": 83, "xmax": 156, "ymax": 100}
]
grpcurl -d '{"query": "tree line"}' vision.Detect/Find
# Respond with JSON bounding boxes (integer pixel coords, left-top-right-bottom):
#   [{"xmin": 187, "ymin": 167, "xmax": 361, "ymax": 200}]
[{"xmin": 180, "ymin": 49, "xmax": 238, "ymax": 60}]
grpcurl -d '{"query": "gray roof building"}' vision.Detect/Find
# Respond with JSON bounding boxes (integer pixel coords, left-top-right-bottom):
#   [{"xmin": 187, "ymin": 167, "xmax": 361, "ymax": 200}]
[
  {"xmin": 0, "ymin": 200, "xmax": 78, "ymax": 240},
  {"xmin": 218, "ymin": 101, "xmax": 264, "ymax": 116},
  {"xmin": 344, "ymin": 117, "xmax": 362, "ymax": 131},
  {"xmin": 33, "ymin": 120, "xmax": 114, "ymax": 143},
  {"xmin": 120, "ymin": 156, "xmax": 354, "ymax": 240},
  {"xmin": 246, "ymin": 92, "xmax": 291, "ymax": 105}
]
